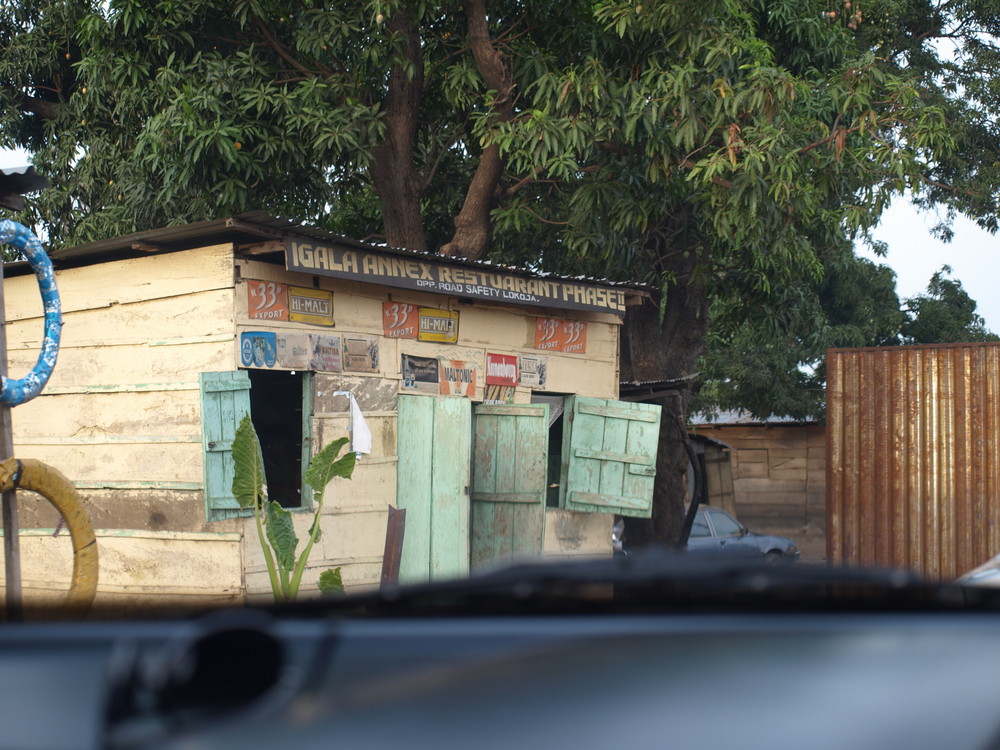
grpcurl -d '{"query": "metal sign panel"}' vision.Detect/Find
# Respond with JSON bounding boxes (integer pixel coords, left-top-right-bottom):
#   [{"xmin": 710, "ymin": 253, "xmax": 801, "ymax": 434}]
[
  {"xmin": 383, "ymin": 302, "xmax": 419, "ymax": 339},
  {"xmin": 486, "ymin": 353, "xmax": 518, "ymax": 386},
  {"xmin": 285, "ymin": 237, "xmax": 627, "ymax": 315},
  {"xmin": 418, "ymin": 308, "xmax": 459, "ymax": 343},
  {"xmin": 534, "ymin": 318, "xmax": 587, "ymax": 353},
  {"xmin": 288, "ymin": 286, "xmax": 334, "ymax": 326}
]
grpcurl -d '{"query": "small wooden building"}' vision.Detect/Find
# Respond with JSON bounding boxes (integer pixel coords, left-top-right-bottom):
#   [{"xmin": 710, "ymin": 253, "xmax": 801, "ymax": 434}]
[
  {"xmin": 1, "ymin": 213, "xmax": 660, "ymax": 606},
  {"xmin": 689, "ymin": 411, "xmax": 825, "ymax": 538}
]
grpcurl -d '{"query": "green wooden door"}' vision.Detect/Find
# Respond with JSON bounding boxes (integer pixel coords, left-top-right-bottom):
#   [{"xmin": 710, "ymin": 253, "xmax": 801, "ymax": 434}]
[
  {"xmin": 470, "ymin": 403, "xmax": 549, "ymax": 571},
  {"xmin": 396, "ymin": 395, "xmax": 472, "ymax": 583},
  {"xmin": 560, "ymin": 396, "xmax": 661, "ymax": 518},
  {"xmin": 200, "ymin": 370, "xmax": 252, "ymax": 521}
]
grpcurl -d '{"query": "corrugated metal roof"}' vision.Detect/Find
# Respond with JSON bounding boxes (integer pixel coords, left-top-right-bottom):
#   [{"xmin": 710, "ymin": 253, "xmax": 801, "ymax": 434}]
[
  {"xmin": 0, "ymin": 165, "xmax": 49, "ymax": 210},
  {"xmin": 689, "ymin": 409, "xmax": 818, "ymax": 427},
  {"xmin": 4, "ymin": 211, "xmax": 650, "ymax": 294}
]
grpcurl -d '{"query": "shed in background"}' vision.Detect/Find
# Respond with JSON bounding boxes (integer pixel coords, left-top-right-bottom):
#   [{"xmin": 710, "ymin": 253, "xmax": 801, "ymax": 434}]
[
  {"xmin": 826, "ymin": 342, "xmax": 1000, "ymax": 580},
  {"xmin": 690, "ymin": 410, "xmax": 825, "ymax": 549}
]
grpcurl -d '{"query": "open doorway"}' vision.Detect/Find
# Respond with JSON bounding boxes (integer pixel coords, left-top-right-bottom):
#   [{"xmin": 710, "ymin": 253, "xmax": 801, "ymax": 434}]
[
  {"xmin": 530, "ymin": 393, "xmax": 566, "ymax": 507},
  {"xmin": 247, "ymin": 369, "xmax": 311, "ymax": 509}
]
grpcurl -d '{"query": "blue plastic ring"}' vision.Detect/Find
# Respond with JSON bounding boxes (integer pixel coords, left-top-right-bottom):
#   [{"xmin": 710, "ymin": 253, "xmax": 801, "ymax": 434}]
[{"xmin": 0, "ymin": 220, "xmax": 62, "ymax": 406}]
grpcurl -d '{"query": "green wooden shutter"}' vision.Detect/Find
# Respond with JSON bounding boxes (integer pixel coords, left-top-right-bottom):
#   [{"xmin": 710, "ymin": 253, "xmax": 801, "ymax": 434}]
[
  {"xmin": 396, "ymin": 395, "xmax": 471, "ymax": 583},
  {"xmin": 560, "ymin": 396, "xmax": 661, "ymax": 518},
  {"xmin": 470, "ymin": 403, "xmax": 549, "ymax": 571},
  {"xmin": 200, "ymin": 371, "xmax": 252, "ymax": 521}
]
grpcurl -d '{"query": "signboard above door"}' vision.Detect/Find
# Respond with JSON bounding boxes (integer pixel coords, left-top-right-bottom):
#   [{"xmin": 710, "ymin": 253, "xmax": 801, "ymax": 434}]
[{"xmin": 286, "ymin": 237, "xmax": 627, "ymax": 315}]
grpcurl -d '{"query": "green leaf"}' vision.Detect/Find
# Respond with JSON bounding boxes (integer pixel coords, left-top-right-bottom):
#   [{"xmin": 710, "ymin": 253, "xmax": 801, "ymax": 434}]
[
  {"xmin": 304, "ymin": 436, "xmax": 356, "ymax": 493},
  {"xmin": 308, "ymin": 512, "xmax": 323, "ymax": 543},
  {"xmin": 318, "ymin": 567, "xmax": 344, "ymax": 595},
  {"xmin": 231, "ymin": 414, "xmax": 265, "ymax": 508},
  {"xmin": 264, "ymin": 500, "xmax": 298, "ymax": 572}
]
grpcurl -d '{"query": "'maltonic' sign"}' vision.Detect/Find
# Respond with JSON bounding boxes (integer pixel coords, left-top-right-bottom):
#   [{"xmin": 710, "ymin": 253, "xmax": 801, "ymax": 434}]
[{"xmin": 285, "ymin": 237, "xmax": 626, "ymax": 315}]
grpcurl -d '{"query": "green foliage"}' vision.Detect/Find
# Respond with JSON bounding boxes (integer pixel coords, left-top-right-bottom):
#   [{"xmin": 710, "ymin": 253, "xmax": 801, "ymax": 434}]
[
  {"xmin": 317, "ymin": 567, "xmax": 345, "ymax": 596},
  {"xmin": 232, "ymin": 415, "xmax": 355, "ymax": 602},
  {"xmin": 902, "ymin": 266, "xmax": 999, "ymax": 344}
]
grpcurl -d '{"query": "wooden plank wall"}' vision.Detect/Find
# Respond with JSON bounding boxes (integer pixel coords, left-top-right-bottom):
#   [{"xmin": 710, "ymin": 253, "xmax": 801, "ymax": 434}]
[
  {"xmin": 2, "ymin": 244, "xmax": 242, "ymax": 605},
  {"xmin": 693, "ymin": 425, "xmax": 826, "ymax": 535},
  {"xmin": 0, "ymin": 529, "xmax": 243, "ymax": 608}
]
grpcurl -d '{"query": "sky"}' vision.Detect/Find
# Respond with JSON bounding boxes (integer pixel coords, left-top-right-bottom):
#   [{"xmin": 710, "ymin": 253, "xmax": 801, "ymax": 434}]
[
  {"xmin": 864, "ymin": 201, "xmax": 999, "ymax": 333},
  {"xmin": 1, "ymin": 147, "xmax": 997, "ymax": 331}
]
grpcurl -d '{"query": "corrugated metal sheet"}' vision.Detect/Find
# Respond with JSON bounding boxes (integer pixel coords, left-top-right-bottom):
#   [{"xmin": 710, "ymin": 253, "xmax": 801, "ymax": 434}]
[
  {"xmin": 827, "ymin": 342, "xmax": 1000, "ymax": 580},
  {"xmin": 689, "ymin": 409, "xmax": 818, "ymax": 427},
  {"xmin": 3, "ymin": 212, "xmax": 650, "ymax": 295}
]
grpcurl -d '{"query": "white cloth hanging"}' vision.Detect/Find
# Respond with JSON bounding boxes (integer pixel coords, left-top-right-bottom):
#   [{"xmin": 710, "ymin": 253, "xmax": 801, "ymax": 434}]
[{"xmin": 334, "ymin": 391, "xmax": 372, "ymax": 456}]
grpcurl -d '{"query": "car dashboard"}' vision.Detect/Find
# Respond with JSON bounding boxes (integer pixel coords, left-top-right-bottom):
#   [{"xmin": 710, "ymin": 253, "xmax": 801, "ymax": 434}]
[{"xmin": 4, "ymin": 557, "xmax": 1000, "ymax": 750}]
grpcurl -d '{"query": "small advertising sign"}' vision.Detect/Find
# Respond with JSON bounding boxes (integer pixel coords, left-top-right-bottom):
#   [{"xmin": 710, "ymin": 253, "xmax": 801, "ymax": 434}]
[
  {"xmin": 439, "ymin": 359, "xmax": 477, "ymax": 397},
  {"xmin": 383, "ymin": 302, "xmax": 419, "ymax": 339},
  {"xmin": 485, "ymin": 353, "xmax": 518, "ymax": 386},
  {"xmin": 276, "ymin": 333, "xmax": 311, "ymax": 369},
  {"xmin": 309, "ymin": 334, "xmax": 343, "ymax": 372},
  {"xmin": 343, "ymin": 334, "xmax": 380, "ymax": 373},
  {"xmin": 401, "ymin": 354, "xmax": 440, "ymax": 394},
  {"xmin": 519, "ymin": 353, "xmax": 548, "ymax": 388},
  {"xmin": 246, "ymin": 280, "xmax": 288, "ymax": 321},
  {"xmin": 418, "ymin": 308, "xmax": 459, "ymax": 343},
  {"xmin": 534, "ymin": 318, "xmax": 587, "ymax": 353},
  {"xmin": 240, "ymin": 331, "xmax": 278, "ymax": 368},
  {"xmin": 484, "ymin": 385, "xmax": 516, "ymax": 404},
  {"xmin": 289, "ymin": 286, "xmax": 334, "ymax": 326}
]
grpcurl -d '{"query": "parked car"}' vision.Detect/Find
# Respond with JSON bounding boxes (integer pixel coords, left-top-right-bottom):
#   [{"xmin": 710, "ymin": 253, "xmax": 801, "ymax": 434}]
[
  {"xmin": 957, "ymin": 552, "xmax": 1000, "ymax": 587},
  {"xmin": 687, "ymin": 506, "xmax": 800, "ymax": 563}
]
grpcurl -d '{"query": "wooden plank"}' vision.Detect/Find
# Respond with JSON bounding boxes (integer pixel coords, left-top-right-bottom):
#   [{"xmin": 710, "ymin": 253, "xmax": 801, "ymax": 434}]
[
  {"xmin": 480, "ymin": 405, "xmax": 546, "ymax": 417},
  {"xmin": 6, "ymin": 288, "xmax": 233, "ymax": 347},
  {"xmin": 568, "ymin": 490, "xmax": 649, "ymax": 510},
  {"xmin": 4, "ymin": 243, "xmax": 234, "ymax": 320},
  {"xmin": 0, "ymin": 259, "xmax": 21, "ymax": 619},
  {"xmin": 471, "ymin": 492, "xmax": 541, "ymax": 503},
  {"xmin": 20, "ymin": 442, "xmax": 203, "ymax": 483},
  {"xmin": 12, "ymin": 389, "xmax": 201, "ymax": 441},
  {"xmin": 577, "ymin": 402, "xmax": 659, "ymax": 422},
  {"xmin": 7, "ymin": 340, "xmax": 234, "ymax": 387},
  {"xmin": 380, "ymin": 506, "xmax": 406, "ymax": 589},
  {"xmin": 574, "ymin": 448, "xmax": 653, "ymax": 465},
  {"xmin": 396, "ymin": 395, "xmax": 434, "ymax": 583},
  {"xmin": 429, "ymin": 396, "xmax": 470, "ymax": 580}
]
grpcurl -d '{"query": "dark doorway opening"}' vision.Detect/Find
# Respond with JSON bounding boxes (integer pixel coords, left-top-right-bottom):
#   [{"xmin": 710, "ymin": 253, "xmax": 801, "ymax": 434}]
[{"xmin": 248, "ymin": 369, "xmax": 305, "ymax": 509}]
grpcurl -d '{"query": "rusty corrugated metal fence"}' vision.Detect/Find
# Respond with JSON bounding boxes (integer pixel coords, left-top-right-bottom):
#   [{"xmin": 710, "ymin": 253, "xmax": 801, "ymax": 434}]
[{"xmin": 827, "ymin": 343, "xmax": 1000, "ymax": 580}]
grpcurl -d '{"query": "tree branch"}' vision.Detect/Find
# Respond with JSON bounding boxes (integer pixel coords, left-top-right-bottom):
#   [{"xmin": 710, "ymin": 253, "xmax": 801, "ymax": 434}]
[{"xmin": 440, "ymin": 0, "xmax": 516, "ymax": 259}]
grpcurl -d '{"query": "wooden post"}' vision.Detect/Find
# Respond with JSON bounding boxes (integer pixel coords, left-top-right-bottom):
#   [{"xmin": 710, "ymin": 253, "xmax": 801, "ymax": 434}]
[
  {"xmin": 380, "ymin": 505, "xmax": 406, "ymax": 589},
  {"xmin": 0, "ymin": 261, "xmax": 21, "ymax": 620}
]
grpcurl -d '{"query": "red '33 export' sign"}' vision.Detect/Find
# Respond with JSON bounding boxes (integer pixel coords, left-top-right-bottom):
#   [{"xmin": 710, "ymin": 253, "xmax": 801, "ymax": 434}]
[{"xmin": 534, "ymin": 318, "xmax": 587, "ymax": 354}]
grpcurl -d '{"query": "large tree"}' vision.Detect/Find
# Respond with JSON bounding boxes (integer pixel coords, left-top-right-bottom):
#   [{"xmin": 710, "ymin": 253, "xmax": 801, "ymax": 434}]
[
  {"xmin": 2, "ymin": 0, "xmax": 998, "ymax": 547},
  {"xmin": 903, "ymin": 265, "xmax": 999, "ymax": 344}
]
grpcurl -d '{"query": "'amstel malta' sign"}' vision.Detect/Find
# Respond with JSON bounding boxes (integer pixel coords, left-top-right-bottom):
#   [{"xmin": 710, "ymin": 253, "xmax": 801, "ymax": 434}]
[{"xmin": 285, "ymin": 237, "xmax": 627, "ymax": 316}]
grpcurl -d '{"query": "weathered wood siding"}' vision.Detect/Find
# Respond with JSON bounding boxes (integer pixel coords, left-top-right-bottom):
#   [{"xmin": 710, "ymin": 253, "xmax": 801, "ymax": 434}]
[
  {"xmin": 690, "ymin": 424, "xmax": 826, "ymax": 535},
  {"xmin": 0, "ymin": 529, "xmax": 242, "ymax": 607},
  {"xmin": 3, "ymin": 244, "xmax": 240, "ymax": 606}
]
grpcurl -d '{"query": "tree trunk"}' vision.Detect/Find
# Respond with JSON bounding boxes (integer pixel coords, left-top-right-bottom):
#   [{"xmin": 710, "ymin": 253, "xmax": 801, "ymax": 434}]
[
  {"xmin": 439, "ymin": 0, "xmax": 513, "ymax": 260},
  {"xmin": 622, "ymin": 249, "xmax": 710, "ymax": 550},
  {"xmin": 370, "ymin": 10, "xmax": 427, "ymax": 251}
]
